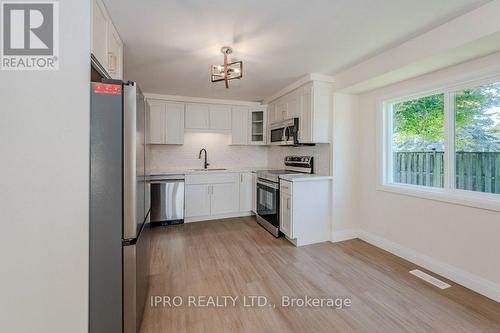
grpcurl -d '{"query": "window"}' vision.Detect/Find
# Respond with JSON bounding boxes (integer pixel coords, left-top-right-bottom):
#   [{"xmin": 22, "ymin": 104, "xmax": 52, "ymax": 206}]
[
  {"xmin": 454, "ymin": 82, "xmax": 500, "ymax": 194},
  {"xmin": 391, "ymin": 93, "xmax": 445, "ymax": 188},
  {"xmin": 383, "ymin": 77, "xmax": 500, "ymax": 204}
]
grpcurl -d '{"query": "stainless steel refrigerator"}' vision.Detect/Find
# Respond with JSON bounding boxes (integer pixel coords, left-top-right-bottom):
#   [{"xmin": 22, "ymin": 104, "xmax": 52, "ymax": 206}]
[{"xmin": 90, "ymin": 80, "xmax": 151, "ymax": 333}]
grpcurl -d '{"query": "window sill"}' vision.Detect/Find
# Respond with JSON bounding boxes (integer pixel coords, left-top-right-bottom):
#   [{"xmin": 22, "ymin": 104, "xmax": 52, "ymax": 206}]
[{"xmin": 377, "ymin": 183, "xmax": 500, "ymax": 213}]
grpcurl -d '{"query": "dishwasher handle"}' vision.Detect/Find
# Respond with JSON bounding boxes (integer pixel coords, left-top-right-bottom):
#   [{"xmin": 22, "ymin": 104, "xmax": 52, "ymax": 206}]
[{"xmin": 149, "ymin": 179, "xmax": 184, "ymax": 184}]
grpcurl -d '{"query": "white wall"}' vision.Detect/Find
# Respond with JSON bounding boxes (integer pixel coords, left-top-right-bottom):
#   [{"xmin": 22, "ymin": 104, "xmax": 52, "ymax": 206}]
[
  {"xmin": 149, "ymin": 132, "xmax": 268, "ymax": 172},
  {"xmin": 330, "ymin": 93, "xmax": 360, "ymax": 240},
  {"xmin": 356, "ymin": 52, "xmax": 500, "ymax": 296},
  {"xmin": 0, "ymin": 1, "xmax": 90, "ymax": 332}
]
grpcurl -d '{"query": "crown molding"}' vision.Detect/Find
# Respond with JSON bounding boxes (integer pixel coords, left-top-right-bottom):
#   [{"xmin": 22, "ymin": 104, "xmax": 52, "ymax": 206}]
[
  {"xmin": 263, "ymin": 73, "xmax": 335, "ymax": 105},
  {"xmin": 144, "ymin": 93, "xmax": 261, "ymax": 107}
]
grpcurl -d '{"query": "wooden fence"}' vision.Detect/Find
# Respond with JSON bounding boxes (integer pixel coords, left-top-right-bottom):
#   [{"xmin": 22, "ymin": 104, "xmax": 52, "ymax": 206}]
[{"xmin": 393, "ymin": 151, "xmax": 500, "ymax": 194}]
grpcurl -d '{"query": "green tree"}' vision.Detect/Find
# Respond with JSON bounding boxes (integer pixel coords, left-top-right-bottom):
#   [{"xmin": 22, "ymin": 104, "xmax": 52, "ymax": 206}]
[
  {"xmin": 393, "ymin": 93, "xmax": 444, "ymax": 143},
  {"xmin": 393, "ymin": 83, "xmax": 500, "ymax": 151}
]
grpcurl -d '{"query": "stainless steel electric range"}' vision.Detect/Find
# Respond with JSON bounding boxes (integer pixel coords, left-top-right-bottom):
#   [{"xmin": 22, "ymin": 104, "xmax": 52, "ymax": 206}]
[{"xmin": 255, "ymin": 156, "xmax": 313, "ymax": 237}]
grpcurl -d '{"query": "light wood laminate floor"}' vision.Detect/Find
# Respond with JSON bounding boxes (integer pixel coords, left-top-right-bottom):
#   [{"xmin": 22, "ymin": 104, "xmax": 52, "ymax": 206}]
[{"xmin": 140, "ymin": 216, "xmax": 500, "ymax": 333}]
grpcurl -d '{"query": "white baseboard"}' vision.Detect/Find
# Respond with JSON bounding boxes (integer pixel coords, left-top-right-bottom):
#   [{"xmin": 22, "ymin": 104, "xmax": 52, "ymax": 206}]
[
  {"xmin": 185, "ymin": 211, "xmax": 253, "ymax": 223},
  {"xmin": 329, "ymin": 229, "xmax": 500, "ymax": 303}
]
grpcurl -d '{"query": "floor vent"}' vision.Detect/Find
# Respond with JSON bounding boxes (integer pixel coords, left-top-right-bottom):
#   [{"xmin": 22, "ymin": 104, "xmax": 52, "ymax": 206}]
[{"xmin": 409, "ymin": 269, "xmax": 451, "ymax": 289}]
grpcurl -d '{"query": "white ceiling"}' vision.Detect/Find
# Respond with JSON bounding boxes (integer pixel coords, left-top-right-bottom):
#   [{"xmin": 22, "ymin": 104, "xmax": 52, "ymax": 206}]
[{"xmin": 103, "ymin": 0, "xmax": 491, "ymax": 101}]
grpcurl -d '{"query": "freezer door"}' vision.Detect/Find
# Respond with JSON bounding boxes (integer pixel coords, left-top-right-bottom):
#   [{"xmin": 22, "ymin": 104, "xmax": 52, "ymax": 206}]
[
  {"xmin": 124, "ymin": 83, "xmax": 146, "ymax": 240},
  {"xmin": 89, "ymin": 82, "xmax": 123, "ymax": 333},
  {"xmin": 123, "ymin": 223, "xmax": 151, "ymax": 333}
]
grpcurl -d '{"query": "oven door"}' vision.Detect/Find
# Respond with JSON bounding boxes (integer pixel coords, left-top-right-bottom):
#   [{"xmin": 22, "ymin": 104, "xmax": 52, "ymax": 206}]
[{"xmin": 256, "ymin": 178, "xmax": 280, "ymax": 229}]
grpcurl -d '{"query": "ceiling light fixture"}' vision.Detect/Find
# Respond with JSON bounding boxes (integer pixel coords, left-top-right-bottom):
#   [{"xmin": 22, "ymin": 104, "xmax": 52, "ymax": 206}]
[{"xmin": 211, "ymin": 46, "xmax": 243, "ymax": 89}]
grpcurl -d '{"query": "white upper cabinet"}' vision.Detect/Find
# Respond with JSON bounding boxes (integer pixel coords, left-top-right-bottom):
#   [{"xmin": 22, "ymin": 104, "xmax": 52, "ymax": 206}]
[
  {"xmin": 148, "ymin": 100, "xmax": 185, "ymax": 144},
  {"xmin": 249, "ymin": 107, "xmax": 267, "ymax": 145},
  {"xmin": 298, "ymin": 84, "xmax": 313, "ymax": 144},
  {"xmin": 92, "ymin": 0, "xmax": 107, "ymax": 69},
  {"xmin": 165, "ymin": 103, "xmax": 185, "ymax": 144},
  {"xmin": 148, "ymin": 98, "xmax": 266, "ymax": 145},
  {"xmin": 186, "ymin": 103, "xmax": 232, "ymax": 130},
  {"xmin": 148, "ymin": 101, "xmax": 165, "ymax": 144},
  {"xmin": 91, "ymin": 0, "xmax": 123, "ymax": 80},
  {"xmin": 209, "ymin": 105, "xmax": 232, "ymax": 130},
  {"xmin": 231, "ymin": 106, "xmax": 249, "ymax": 145},
  {"xmin": 287, "ymin": 91, "xmax": 300, "ymax": 119},
  {"xmin": 185, "ymin": 103, "xmax": 210, "ymax": 129},
  {"xmin": 275, "ymin": 98, "xmax": 287, "ymax": 123},
  {"xmin": 267, "ymin": 102, "xmax": 277, "ymax": 125},
  {"xmin": 106, "ymin": 23, "xmax": 123, "ymax": 80},
  {"xmin": 267, "ymin": 81, "xmax": 331, "ymax": 144}
]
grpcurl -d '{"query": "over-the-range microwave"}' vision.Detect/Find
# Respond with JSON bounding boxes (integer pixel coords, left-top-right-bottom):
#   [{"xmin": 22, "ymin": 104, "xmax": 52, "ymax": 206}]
[{"xmin": 270, "ymin": 118, "xmax": 302, "ymax": 146}]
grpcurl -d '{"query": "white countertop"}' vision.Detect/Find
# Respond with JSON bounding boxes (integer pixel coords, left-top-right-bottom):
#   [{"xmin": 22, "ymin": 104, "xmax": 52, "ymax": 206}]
[
  {"xmin": 279, "ymin": 174, "xmax": 333, "ymax": 182},
  {"xmin": 148, "ymin": 167, "xmax": 274, "ymax": 176},
  {"xmin": 148, "ymin": 168, "xmax": 333, "ymax": 182}
]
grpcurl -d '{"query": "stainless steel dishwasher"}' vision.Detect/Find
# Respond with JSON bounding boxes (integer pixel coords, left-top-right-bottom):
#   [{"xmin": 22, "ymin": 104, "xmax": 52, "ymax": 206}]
[{"xmin": 149, "ymin": 174, "xmax": 185, "ymax": 225}]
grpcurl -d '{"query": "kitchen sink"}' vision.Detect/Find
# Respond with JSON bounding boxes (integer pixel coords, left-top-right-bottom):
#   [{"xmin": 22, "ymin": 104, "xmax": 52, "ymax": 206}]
[{"xmin": 191, "ymin": 168, "xmax": 227, "ymax": 171}]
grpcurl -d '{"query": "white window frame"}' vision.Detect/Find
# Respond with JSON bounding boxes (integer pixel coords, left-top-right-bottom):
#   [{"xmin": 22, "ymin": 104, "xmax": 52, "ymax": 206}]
[{"xmin": 378, "ymin": 73, "xmax": 500, "ymax": 212}]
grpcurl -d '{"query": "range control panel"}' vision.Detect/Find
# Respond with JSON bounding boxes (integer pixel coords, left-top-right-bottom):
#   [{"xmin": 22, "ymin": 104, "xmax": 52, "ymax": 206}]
[{"xmin": 284, "ymin": 156, "xmax": 313, "ymax": 172}]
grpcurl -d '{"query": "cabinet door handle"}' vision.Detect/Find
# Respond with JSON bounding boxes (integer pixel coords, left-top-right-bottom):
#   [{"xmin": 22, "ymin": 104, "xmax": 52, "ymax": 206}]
[
  {"xmin": 287, "ymin": 198, "xmax": 290, "ymax": 209},
  {"xmin": 240, "ymin": 174, "xmax": 243, "ymax": 183}
]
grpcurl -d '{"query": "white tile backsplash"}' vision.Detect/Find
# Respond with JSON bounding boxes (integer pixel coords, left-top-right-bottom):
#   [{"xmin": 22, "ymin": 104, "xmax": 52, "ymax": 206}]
[
  {"xmin": 150, "ymin": 132, "xmax": 268, "ymax": 171},
  {"xmin": 150, "ymin": 132, "xmax": 331, "ymax": 175},
  {"xmin": 267, "ymin": 144, "xmax": 331, "ymax": 176}
]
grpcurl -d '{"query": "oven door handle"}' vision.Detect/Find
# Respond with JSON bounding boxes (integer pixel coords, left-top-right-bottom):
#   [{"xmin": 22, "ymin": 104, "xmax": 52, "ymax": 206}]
[{"xmin": 257, "ymin": 179, "xmax": 279, "ymax": 190}]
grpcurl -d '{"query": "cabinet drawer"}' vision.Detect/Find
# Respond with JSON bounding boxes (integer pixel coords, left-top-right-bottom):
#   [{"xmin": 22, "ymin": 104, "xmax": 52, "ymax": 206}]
[
  {"xmin": 185, "ymin": 173, "xmax": 237, "ymax": 185},
  {"xmin": 280, "ymin": 180, "xmax": 292, "ymax": 195}
]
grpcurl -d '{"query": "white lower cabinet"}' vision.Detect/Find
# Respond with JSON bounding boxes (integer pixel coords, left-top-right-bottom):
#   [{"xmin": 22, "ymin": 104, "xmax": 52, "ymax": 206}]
[
  {"xmin": 279, "ymin": 178, "xmax": 332, "ymax": 246},
  {"xmin": 185, "ymin": 173, "xmax": 246, "ymax": 221},
  {"xmin": 239, "ymin": 173, "xmax": 253, "ymax": 212},
  {"xmin": 279, "ymin": 181, "xmax": 293, "ymax": 238},
  {"xmin": 211, "ymin": 183, "xmax": 238, "ymax": 215},
  {"xmin": 185, "ymin": 184, "xmax": 211, "ymax": 218},
  {"xmin": 251, "ymin": 173, "xmax": 257, "ymax": 213}
]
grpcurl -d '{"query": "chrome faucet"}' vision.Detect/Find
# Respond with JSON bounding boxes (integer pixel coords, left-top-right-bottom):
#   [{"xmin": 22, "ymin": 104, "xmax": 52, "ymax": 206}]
[{"xmin": 198, "ymin": 148, "xmax": 210, "ymax": 169}]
